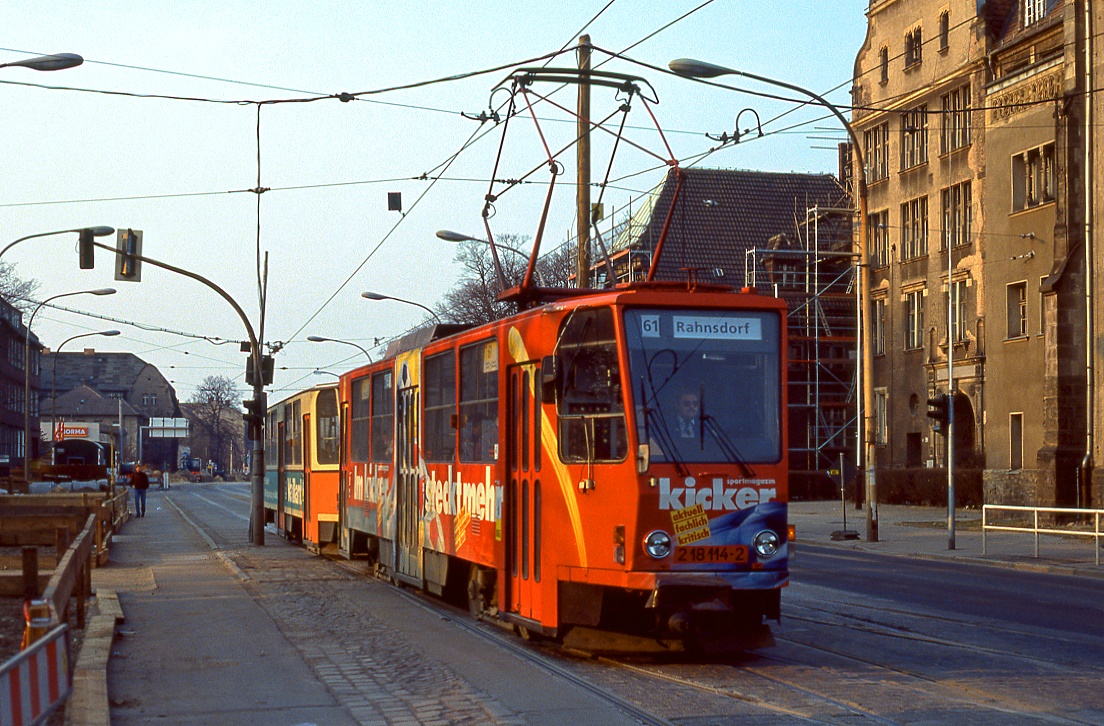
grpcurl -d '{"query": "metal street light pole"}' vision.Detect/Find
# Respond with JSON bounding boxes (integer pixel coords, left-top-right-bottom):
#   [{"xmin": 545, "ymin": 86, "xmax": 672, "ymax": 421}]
[
  {"xmin": 306, "ymin": 335, "xmax": 373, "ymax": 362},
  {"xmin": 90, "ymin": 239, "xmax": 268, "ymax": 545},
  {"xmin": 22, "ymin": 289, "xmax": 116, "ymax": 488},
  {"xmin": 50, "ymin": 330, "xmax": 121, "ymax": 464},
  {"xmin": 435, "ymin": 229, "xmax": 548, "ymax": 286},
  {"xmin": 362, "ymin": 291, "xmax": 444, "ymax": 324},
  {"xmin": 669, "ymin": 57, "xmax": 877, "ymax": 540}
]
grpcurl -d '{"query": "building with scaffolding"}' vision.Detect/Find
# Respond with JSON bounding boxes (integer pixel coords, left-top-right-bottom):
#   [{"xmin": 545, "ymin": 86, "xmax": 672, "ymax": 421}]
[{"xmin": 605, "ymin": 167, "xmax": 857, "ymax": 496}]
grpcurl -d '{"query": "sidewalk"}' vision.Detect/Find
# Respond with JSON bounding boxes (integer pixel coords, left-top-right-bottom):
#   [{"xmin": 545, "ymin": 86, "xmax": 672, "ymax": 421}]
[{"xmin": 789, "ymin": 499, "xmax": 1104, "ymax": 578}]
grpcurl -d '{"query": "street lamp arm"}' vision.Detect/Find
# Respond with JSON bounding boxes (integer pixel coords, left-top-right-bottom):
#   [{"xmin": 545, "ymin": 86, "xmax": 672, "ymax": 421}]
[
  {"xmin": 362, "ymin": 291, "xmax": 443, "ymax": 324},
  {"xmin": 0, "ymin": 53, "xmax": 83, "ymax": 71},
  {"xmin": 306, "ymin": 335, "xmax": 373, "ymax": 362},
  {"xmin": 1, "ymin": 226, "xmax": 114, "ymax": 261}
]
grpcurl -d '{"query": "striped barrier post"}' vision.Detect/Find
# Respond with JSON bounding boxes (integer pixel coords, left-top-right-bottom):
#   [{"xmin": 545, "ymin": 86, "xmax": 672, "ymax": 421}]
[{"xmin": 0, "ymin": 624, "xmax": 71, "ymax": 726}]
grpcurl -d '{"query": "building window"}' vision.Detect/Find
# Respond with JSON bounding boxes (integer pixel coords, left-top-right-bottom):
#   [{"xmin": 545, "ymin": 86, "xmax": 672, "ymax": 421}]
[
  {"xmin": 874, "ymin": 388, "xmax": 888, "ymax": 445},
  {"xmin": 879, "ymin": 46, "xmax": 889, "ymax": 83},
  {"xmin": 901, "ymin": 105, "xmax": 929, "ymax": 169},
  {"xmin": 869, "ymin": 209, "xmax": 889, "ymax": 267},
  {"xmin": 901, "ymin": 196, "xmax": 929, "ymax": 260},
  {"xmin": 939, "ymin": 11, "xmax": 950, "ymax": 50},
  {"xmin": 905, "ymin": 289, "xmax": 925, "ymax": 350},
  {"xmin": 1010, "ymin": 412, "xmax": 1024, "ymax": 470},
  {"xmin": 1007, "ymin": 282, "xmax": 1028, "ymax": 338},
  {"xmin": 142, "ymin": 394, "xmax": 157, "ymax": 408},
  {"xmin": 864, "ymin": 122, "xmax": 890, "ymax": 182},
  {"xmin": 1012, "ymin": 143, "xmax": 1056, "ymax": 211},
  {"xmin": 873, "ymin": 297, "xmax": 887, "ymax": 355},
  {"xmin": 940, "ymin": 85, "xmax": 971, "ymax": 153},
  {"xmin": 941, "ymin": 181, "xmax": 972, "ymax": 250},
  {"xmin": 905, "ymin": 27, "xmax": 923, "ymax": 67},
  {"xmin": 949, "ymin": 278, "xmax": 969, "ymax": 343},
  {"xmin": 1024, "ymin": 0, "xmax": 1046, "ymax": 26}
]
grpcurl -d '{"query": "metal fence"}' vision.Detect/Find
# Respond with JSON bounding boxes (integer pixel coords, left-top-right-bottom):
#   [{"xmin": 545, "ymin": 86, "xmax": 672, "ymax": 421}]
[{"xmin": 982, "ymin": 505, "xmax": 1104, "ymax": 565}]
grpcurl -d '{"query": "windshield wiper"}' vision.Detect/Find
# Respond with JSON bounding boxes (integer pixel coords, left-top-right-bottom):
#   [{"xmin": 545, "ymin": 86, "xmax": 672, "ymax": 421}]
[{"xmin": 699, "ymin": 388, "xmax": 754, "ymax": 477}]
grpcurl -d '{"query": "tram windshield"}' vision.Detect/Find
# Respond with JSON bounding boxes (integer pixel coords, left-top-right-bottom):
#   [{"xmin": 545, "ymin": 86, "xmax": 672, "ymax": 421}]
[{"xmin": 623, "ymin": 308, "xmax": 782, "ymax": 464}]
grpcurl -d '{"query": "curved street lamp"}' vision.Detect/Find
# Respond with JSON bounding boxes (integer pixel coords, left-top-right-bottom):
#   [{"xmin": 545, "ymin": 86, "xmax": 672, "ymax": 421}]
[
  {"xmin": 50, "ymin": 330, "xmax": 121, "ymax": 464},
  {"xmin": 436, "ymin": 230, "xmax": 547, "ymax": 286},
  {"xmin": 0, "ymin": 53, "xmax": 83, "ymax": 72},
  {"xmin": 668, "ymin": 57, "xmax": 876, "ymax": 541},
  {"xmin": 362, "ymin": 291, "xmax": 443, "ymax": 324},
  {"xmin": 0, "ymin": 226, "xmax": 115, "ymax": 261},
  {"xmin": 23, "ymin": 288, "xmax": 117, "ymax": 481},
  {"xmin": 306, "ymin": 335, "xmax": 373, "ymax": 362}
]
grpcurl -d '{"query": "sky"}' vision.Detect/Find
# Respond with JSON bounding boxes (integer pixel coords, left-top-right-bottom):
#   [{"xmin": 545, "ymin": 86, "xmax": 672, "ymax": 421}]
[{"xmin": 1, "ymin": 1, "xmax": 868, "ymax": 405}]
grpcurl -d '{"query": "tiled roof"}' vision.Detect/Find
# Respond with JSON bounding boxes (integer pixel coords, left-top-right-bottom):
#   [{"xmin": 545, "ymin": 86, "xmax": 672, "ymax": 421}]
[
  {"xmin": 48, "ymin": 384, "xmax": 139, "ymax": 418},
  {"xmin": 42, "ymin": 350, "xmax": 158, "ymax": 397},
  {"xmin": 622, "ymin": 168, "xmax": 850, "ymax": 286}
]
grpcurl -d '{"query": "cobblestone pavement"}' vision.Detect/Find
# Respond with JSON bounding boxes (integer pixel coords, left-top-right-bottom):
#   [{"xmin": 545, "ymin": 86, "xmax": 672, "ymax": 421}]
[{"xmin": 227, "ymin": 545, "xmax": 508, "ymax": 725}]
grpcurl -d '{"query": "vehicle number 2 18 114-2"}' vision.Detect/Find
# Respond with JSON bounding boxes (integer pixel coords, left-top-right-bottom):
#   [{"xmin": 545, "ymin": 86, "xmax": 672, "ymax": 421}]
[{"xmin": 674, "ymin": 545, "xmax": 749, "ymax": 564}]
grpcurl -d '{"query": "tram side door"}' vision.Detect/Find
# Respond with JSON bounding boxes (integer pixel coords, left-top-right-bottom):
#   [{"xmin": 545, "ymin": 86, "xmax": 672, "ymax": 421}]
[
  {"xmin": 395, "ymin": 385, "xmax": 423, "ymax": 583},
  {"xmin": 276, "ymin": 419, "xmax": 287, "ymax": 534},
  {"xmin": 302, "ymin": 411, "xmax": 312, "ymax": 534},
  {"xmin": 506, "ymin": 362, "xmax": 542, "ymax": 620}
]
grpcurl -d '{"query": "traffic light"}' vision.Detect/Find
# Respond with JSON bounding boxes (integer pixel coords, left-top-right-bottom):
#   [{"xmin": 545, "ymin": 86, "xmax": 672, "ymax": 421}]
[
  {"xmin": 115, "ymin": 228, "xmax": 143, "ymax": 281},
  {"xmin": 926, "ymin": 394, "xmax": 949, "ymax": 436},
  {"xmin": 245, "ymin": 354, "xmax": 274, "ymax": 386},
  {"xmin": 243, "ymin": 395, "xmax": 267, "ymax": 441},
  {"xmin": 79, "ymin": 228, "xmax": 95, "ymax": 269}
]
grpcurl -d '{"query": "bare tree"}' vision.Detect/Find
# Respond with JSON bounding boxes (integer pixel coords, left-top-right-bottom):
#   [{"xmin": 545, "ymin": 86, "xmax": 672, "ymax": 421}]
[
  {"xmin": 187, "ymin": 375, "xmax": 242, "ymax": 475},
  {"xmin": 435, "ymin": 234, "xmax": 576, "ymax": 326},
  {"xmin": 0, "ymin": 262, "xmax": 40, "ymax": 315}
]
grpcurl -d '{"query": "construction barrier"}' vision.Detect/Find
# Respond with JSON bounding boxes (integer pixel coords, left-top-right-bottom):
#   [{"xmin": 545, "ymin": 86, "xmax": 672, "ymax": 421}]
[{"xmin": 0, "ymin": 624, "xmax": 71, "ymax": 726}]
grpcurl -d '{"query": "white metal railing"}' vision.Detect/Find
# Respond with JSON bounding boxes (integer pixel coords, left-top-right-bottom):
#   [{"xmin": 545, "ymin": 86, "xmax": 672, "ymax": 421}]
[{"xmin": 982, "ymin": 505, "xmax": 1103, "ymax": 565}]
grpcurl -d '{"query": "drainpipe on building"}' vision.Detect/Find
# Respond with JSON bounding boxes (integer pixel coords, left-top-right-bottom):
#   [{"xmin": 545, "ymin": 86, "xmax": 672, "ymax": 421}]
[{"xmin": 1081, "ymin": 0, "xmax": 1095, "ymax": 509}]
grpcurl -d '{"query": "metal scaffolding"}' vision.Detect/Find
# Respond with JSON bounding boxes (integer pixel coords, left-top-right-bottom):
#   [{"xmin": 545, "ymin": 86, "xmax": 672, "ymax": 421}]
[{"xmin": 745, "ymin": 206, "xmax": 859, "ymax": 484}]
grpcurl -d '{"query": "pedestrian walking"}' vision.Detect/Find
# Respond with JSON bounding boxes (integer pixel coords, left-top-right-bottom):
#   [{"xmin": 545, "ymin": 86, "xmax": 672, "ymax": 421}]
[{"xmin": 131, "ymin": 463, "xmax": 151, "ymax": 517}]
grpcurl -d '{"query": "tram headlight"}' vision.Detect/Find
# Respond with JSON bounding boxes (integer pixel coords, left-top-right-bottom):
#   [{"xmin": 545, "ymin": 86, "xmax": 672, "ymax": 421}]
[
  {"xmin": 753, "ymin": 529, "xmax": 781, "ymax": 559},
  {"xmin": 643, "ymin": 530, "xmax": 672, "ymax": 559}
]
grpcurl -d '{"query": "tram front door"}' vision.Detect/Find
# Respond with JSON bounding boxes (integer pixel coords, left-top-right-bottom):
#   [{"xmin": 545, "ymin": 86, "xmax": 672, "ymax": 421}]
[{"xmin": 395, "ymin": 385, "xmax": 423, "ymax": 583}]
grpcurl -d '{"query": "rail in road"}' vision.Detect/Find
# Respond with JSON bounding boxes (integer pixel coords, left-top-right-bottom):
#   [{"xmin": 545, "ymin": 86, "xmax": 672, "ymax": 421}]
[{"xmin": 114, "ymin": 483, "xmax": 1104, "ymax": 724}]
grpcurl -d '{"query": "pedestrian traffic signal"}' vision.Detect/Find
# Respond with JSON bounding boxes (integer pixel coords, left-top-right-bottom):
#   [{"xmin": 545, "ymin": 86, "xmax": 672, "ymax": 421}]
[
  {"xmin": 115, "ymin": 228, "xmax": 143, "ymax": 281},
  {"xmin": 927, "ymin": 394, "xmax": 949, "ymax": 436},
  {"xmin": 79, "ymin": 228, "xmax": 95, "ymax": 269},
  {"xmin": 243, "ymin": 396, "xmax": 266, "ymax": 441}
]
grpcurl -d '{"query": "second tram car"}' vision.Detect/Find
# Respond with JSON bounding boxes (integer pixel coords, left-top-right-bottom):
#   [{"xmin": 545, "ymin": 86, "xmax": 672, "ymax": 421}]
[
  {"xmin": 324, "ymin": 282, "xmax": 788, "ymax": 651},
  {"xmin": 264, "ymin": 384, "xmax": 342, "ymax": 552}
]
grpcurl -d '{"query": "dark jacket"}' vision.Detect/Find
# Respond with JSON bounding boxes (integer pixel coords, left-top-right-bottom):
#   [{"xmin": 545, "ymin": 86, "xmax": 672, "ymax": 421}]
[{"xmin": 131, "ymin": 469, "xmax": 150, "ymax": 490}]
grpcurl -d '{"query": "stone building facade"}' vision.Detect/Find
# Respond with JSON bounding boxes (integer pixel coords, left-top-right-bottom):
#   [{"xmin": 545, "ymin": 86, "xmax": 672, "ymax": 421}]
[{"xmin": 852, "ymin": 0, "xmax": 1100, "ymax": 507}]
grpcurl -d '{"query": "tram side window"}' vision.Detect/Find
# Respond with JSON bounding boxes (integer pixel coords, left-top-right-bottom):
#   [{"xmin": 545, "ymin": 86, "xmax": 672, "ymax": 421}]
[
  {"xmin": 350, "ymin": 377, "xmax": 370, "ymax": 462},
  {"xmin": 265, "ymin": 410, "xmax": 278, "ymax": 453},
  {"xmin": 316, "ymin": 388, "xmax": 340, "ymax": 465},
  {"xmin": 555, "ymin": 308, "xmax": 627, "ymax": 462},
  {"xmin": 286, "ymin": 400, "xmax": 302, "ymax": 466},
  {"xmin": 371, "ymin": 371, "xmax": 393, "ymax": 462},
  {"xmin": 423, "ymin": 351, "xmax": 456, "ymax": 462},
  {"xmin": 459, "ymin": 340, "xmax": 499, "ymax": 462}
]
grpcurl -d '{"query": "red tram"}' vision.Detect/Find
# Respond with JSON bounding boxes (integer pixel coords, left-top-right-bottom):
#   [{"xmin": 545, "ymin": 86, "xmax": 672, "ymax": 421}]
[{"xmin": 315, "ymin": 281, "xmax": 789, "ymax": 652}]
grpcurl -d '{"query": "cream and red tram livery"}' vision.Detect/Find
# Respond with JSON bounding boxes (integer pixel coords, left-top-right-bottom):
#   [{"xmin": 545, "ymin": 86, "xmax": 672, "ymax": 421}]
[
  {"xmin": 336, "ymin": 281, "xmax": 788, "ymax": 650},
  {"xmin": 264, "ymin": 383, "xmax": 341, "ymax": 553}
]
